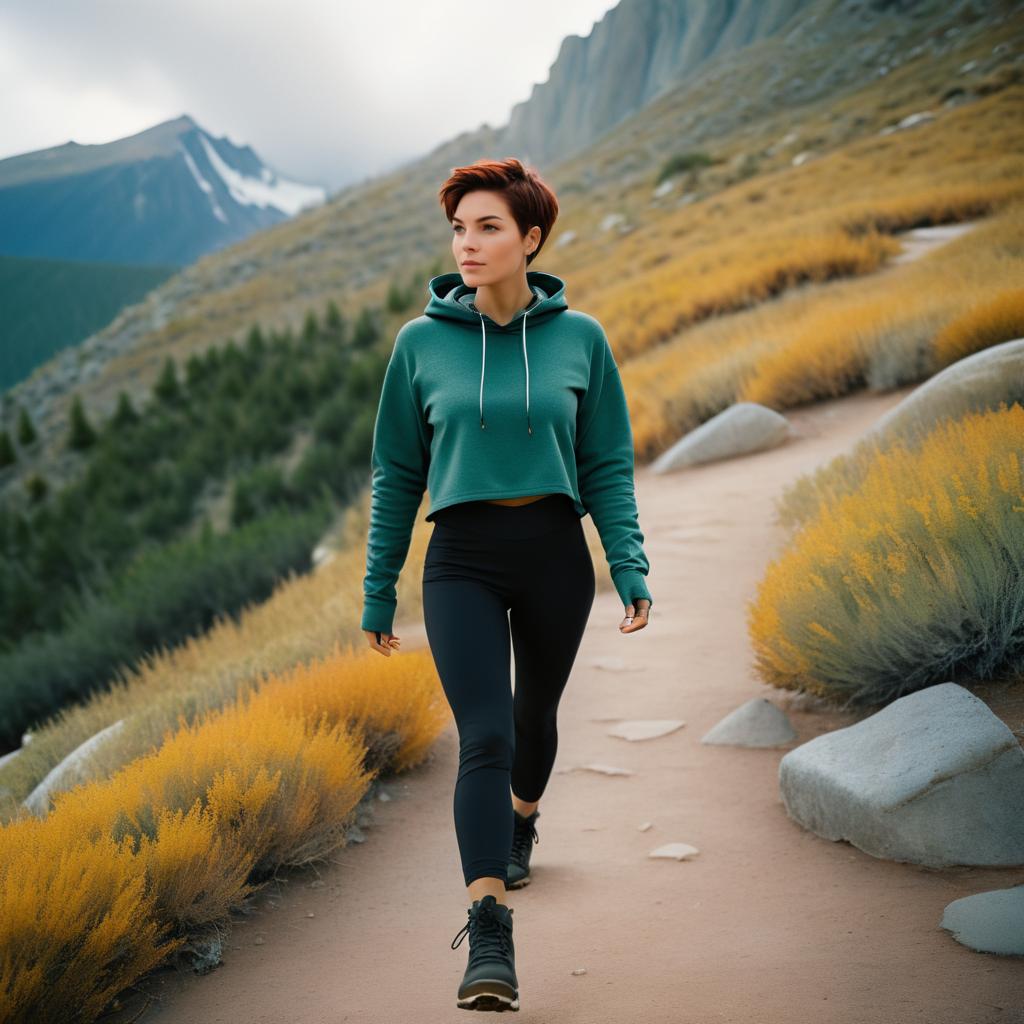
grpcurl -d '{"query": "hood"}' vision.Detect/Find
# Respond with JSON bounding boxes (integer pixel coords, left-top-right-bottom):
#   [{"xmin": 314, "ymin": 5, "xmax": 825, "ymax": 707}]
[{"xmin": 424, "ymin": 270, "xmax": 569, "ymax": 435}]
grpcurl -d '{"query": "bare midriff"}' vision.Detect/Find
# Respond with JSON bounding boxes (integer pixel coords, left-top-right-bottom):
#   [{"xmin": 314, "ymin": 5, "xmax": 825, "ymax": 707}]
[{"xmin": 483, "ymin": 493, "xmax": 555, "ymax": 507}]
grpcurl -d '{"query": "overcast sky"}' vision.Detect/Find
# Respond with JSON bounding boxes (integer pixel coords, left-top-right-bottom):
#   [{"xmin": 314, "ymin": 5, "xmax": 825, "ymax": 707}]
[{"xmin": 0, "ymin": 0, "xmax": 620, "ymax": 193}]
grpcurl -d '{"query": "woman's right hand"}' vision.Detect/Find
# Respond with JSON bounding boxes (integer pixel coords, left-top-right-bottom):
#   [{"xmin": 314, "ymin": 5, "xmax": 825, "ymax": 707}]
[{"xmin": 364, "ymin": 629, "xmax": 401, "ymax": 656}]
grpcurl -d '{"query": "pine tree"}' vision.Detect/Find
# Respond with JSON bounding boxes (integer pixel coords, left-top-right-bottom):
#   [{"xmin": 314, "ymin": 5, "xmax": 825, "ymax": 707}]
[
  {"xmin": 247, "ymin": 324, "xmax": 266, "ymax": 358},
  {"xmin": 25, "ymin": 472, "xmax": 47, "ymax": 502},
  {"xmin": 386, "ymin": 279, "xmax": 410, "ymax": 313},
  {"xmin": 17, "ymin": 407, "xmax": 36, "ymax": 446},
  {"xmin": 302, "ymin": 310, "xmax": 319, "ymax": 344},
  {"xmin": 352, "ymin": 307, "xmax": 379, "ymax": 349},
  {"xmin": 111, "ymin": 391, "xmax": 140, "ymax": 430},
  {"xmin": 0, "ymin": 429, "xmax": 15, "ymax": 468},
  {"xmin": 68, "ymin": 394, "xmax": 97, "ymax": 450},
  {"xmin": 185, "ymin": 352, "xmax": 207, "ymax": 390},
  {"xmin": 325, "ymin": 299, "xmax": 345, "ymax": 338},
  {"xmin": 153, "ymin": 356, "xmax": 181, "ymax": 404}
]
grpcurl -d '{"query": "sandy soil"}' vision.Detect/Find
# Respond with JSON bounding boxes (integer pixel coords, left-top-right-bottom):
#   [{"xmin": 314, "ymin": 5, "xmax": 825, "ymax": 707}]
[{"xmin": 110, "ymin": 384, "xmax": 1024, "ymax": 1024}]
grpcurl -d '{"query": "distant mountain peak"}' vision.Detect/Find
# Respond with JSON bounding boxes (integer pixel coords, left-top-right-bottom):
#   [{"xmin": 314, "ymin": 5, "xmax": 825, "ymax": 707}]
[{"xmin": 0, "ymin": 114, "xmax": 326, "ymax": 266}]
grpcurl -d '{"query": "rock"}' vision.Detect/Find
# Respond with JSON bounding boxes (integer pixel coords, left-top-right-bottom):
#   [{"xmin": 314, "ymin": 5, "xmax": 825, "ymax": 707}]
[
  {"xmin": 606, "ymin": 719, "xmax": 686, "ymax": 741},
  {"xmin": 648, "ymin": 842, "xmax": 700, "ymax": 860},
  {"xmin": 183, "ymin": 933, "xmax": 223, "ymax": 974},
  {"xmin": 651, "ymin": 402, "xmax": 792, "ymax": 473},
  {"xmin": 311, "ymin": 542, "xmax": 336, "ymax": 569},
  {"xmin": 0, "ymin": 747, "xmax": 22, "ymax": 771},
  {"xmin": 637, "ymin": 821, "xmax": 654, "ymax": 832},
  {"xmin": 600, "ymin": 213, "xmax": 626, "ymax": 232},
  {"xmin": 865, "ymin": 336, "xmax": 1024, "ymax": 450},
  {"xmin": 345, "ymin": 824, "xmax": 367, "ymax": 844},
  {"xmin": 940, "ymin": 884, "xmax": 1024, "ymax": 956},
  {"xmin": 557, "ymin": 763, "xmax": 635, "ymax": 776},
  {"xmin": 778, "ymin": 683, "xmax": 1024, "ymax": 867},
  {"xmin": 23, "ymin": 719, "xmax": 126, "ymax": 815},
  {"xmin": 879, "ymin": 110, "xmax": 937, "ymax": 136},
  {"xmin": 702, "ymin": 698, "xmax": 797, "ymax": 748}
]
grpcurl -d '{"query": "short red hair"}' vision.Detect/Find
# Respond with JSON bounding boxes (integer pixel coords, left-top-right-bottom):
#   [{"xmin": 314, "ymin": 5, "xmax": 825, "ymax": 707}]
[{"xmin": 438, "ymin": 157, "xmax": 559, "ymax": 266}]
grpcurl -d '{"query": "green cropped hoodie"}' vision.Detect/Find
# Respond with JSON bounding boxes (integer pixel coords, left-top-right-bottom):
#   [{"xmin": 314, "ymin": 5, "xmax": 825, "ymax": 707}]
[{"xmin": 360, "ymin": 269, "xmax": 653, "ymax": 634}]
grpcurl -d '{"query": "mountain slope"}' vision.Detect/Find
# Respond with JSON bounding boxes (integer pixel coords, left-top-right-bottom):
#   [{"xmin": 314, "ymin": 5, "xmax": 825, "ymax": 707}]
[
  {"xmin": 1, "ymin": 0, "xmax": 1018, "ymax": 503},
  {"xmin": 0, "ymin": 114, "xmax": 326, "ymax": 267},
  {"xmin": 500, "ymin": 0, "xmax": 819, "ymax": 166}
]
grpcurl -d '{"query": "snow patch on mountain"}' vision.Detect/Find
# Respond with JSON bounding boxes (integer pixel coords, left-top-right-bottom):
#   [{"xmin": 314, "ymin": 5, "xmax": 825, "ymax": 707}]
[
  {"xmin": 197, "ymin": 133, "xmax": 325, "ymax": 216},
  {"xmin": 179, "ymin": 144, "xmax": 229, "ymax": 224}
]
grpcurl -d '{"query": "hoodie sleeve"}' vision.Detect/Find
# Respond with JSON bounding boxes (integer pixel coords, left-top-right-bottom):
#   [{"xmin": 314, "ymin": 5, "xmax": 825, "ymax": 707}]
[
  {"xmin": 575, "ymin": 334, "xmax": 653, "ymax": 611},
  {"xmin": 361, "ymin": 329, "xmax": 431, "ymax": 634}
]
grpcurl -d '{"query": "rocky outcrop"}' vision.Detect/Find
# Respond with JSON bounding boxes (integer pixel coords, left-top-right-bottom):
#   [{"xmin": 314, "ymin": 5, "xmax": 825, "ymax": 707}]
[
  {"xmin": 866, "ymin": 336, "xmax": 1024, "ymax": 450},
  {"xmin": 778, "ymin": 683, "xmax": 1024, "ymax": 868},
  {"xmin": 651, "ymin": 402, "xmax": 792, "ymax": 472}
]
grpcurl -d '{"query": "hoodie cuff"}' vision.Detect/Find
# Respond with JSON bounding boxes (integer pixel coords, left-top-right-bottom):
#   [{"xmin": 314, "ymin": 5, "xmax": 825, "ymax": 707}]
[
  {"xmin": 361, "ymin": 597, "xmax": 396, "ymax": 635},
  {"xmin": 611, "ymin": 569, "xmax": 652, "ymax": 610}
]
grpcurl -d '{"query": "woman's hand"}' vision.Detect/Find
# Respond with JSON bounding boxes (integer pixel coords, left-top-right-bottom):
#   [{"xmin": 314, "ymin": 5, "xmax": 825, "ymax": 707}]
[
  {"xmin": 364, "ymin": 629, "xmax": 401, "ymax": 656},
  {"xmin": 619, "ymin": 599, "xmax": 651, "ymax": 633}
]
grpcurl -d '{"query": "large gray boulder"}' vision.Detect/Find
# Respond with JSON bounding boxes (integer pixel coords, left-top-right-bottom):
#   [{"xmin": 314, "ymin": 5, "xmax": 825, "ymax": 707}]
[
  {"xmin": 940, "ymin": 884, "xmax": 1024, "ymax": 956},
  {"xmin": 23, "ymin": 719, "xmax": 125, "ymax": 815},
  {"xmin": 778, "ymin": 683, "xmax": 1024, "ymax": 867},
  {"xmin": 867, "ymin": 336, "xmax": 1024, "ymax": 449},
  {"xmin": 651, "ymin": 402, "xmax": 792, "ymax": 472}
]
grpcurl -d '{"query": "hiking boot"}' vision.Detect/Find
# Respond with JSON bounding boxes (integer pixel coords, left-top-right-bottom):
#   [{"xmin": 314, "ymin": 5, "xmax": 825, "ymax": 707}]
[
  {"xmin": 450, "ymin": 893, "xmax": 519, "ymax": 1012},
  {"xmin": 505, "ymin": 809, "xmax": 540, "ymax": 890}
]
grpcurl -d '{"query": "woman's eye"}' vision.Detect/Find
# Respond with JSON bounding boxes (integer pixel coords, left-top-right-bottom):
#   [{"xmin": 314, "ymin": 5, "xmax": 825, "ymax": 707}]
[{"xmin": 452, "ymin": 225, "xmax": 497, "ymax": 232}]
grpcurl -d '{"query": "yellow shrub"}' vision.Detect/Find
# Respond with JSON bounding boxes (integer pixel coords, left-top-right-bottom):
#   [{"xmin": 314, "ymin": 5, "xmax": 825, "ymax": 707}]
[
  {"xmin": 0, "ymin": 643, "xmax": 446, "ymax": 1023},
  {"xmin": 932, "ymin": 285, "xmax": 1024, "ymax": 368},
  {"xmin": 747, "ymin": 403, "xmax": 1024, "ymax": 706},
  {"xmin": 0, "ymin": 824, "xmax": 178, "ymax": 1024}
]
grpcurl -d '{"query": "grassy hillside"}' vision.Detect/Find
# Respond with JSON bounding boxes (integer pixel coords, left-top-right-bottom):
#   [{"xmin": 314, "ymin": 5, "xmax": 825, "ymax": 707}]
[
  {"xmin": 0, "ymin": 0, "xmax": 1020, "ymax": 773},
  {"xmin": 2, "ymin": 7, "xmax": 1022, "ymax": 1021},
  {"xmin": 4, "ymin": 3, "xmax": 1019, "ymax": 504}
]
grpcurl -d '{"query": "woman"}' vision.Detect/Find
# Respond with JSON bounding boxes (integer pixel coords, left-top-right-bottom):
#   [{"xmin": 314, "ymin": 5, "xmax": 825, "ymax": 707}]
[{"xmin": 360, "ymin": 157, "xmax": 653, "ymax": 1012}]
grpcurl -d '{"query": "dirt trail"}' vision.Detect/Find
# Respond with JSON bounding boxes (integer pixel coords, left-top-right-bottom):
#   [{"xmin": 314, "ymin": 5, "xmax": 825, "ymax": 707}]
[{"xmin": 112, "ymin": 382, "xmax": 1023, "ymax": 1024}]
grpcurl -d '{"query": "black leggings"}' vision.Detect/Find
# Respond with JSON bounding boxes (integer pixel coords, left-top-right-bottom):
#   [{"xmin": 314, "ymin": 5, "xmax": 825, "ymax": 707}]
[{"xmin": 422, "ymin": 494, "xmax": 596, "ymax": 887}]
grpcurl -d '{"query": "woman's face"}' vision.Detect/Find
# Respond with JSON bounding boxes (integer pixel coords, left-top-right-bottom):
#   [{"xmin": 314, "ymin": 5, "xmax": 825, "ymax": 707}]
[{"xmin": 451, "ymin": 190, "xmax": 539, "ymax": 286}]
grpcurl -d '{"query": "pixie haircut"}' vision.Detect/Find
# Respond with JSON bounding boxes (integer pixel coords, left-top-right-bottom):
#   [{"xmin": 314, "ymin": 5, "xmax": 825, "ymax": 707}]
[{"xmin": 438, "ymin": 157, "xmax": 559, "ymax": 267}]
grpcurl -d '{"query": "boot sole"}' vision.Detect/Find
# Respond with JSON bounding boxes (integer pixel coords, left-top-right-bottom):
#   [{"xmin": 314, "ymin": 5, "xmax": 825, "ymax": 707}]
[
  {"xmin": 504, "ymin": 874, "xmax": 530, "ymax": 890},
  {"xmin": 457, "ymin": 979, "xmax": 520, "ymax": 1011}
]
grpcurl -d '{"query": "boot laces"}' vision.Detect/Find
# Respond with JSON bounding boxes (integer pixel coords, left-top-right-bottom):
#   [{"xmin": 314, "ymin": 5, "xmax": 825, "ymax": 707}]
[
  {"xmin": 450, "ymin": 900, "xmax": 513, "ymax": 964},
  {"xmin": 510, "ymin": 814, "xmax": 539, "ymax": 867}
]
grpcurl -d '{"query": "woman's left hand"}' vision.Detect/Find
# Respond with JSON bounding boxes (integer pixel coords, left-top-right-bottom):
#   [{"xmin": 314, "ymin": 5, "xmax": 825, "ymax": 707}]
[{"xmin": 620, "ymin": 599, "xmax": 651, "ymax": 633}]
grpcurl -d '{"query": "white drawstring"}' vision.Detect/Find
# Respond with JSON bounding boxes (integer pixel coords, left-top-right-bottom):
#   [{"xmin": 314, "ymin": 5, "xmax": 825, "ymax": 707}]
[
  {"xmin": 479, "ymin": 314, "xmax": 487, "ymax": 429},
  {"xmin": 478, "ymin": 300, "xmax": 538, "ymax": 435},
  {"xmin": 522, "ymin": 307, "xmax": 533, "ymax": 435}
]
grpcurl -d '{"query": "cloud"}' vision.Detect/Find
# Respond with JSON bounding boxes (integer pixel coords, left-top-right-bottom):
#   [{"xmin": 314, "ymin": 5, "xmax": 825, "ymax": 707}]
[{"xmin": 0, "ymin": 0, "xmax": 619, "ymax": 191}]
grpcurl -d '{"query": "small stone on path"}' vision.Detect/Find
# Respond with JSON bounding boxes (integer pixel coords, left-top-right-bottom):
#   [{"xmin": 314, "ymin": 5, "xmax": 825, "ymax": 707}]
[
  {"xmin": 607, "ymin": 719, "xmax": 686, "ymax": 741},
  {"xmin": 648, "ymin": 842, "xmax": 700, "ymax": 861}
]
